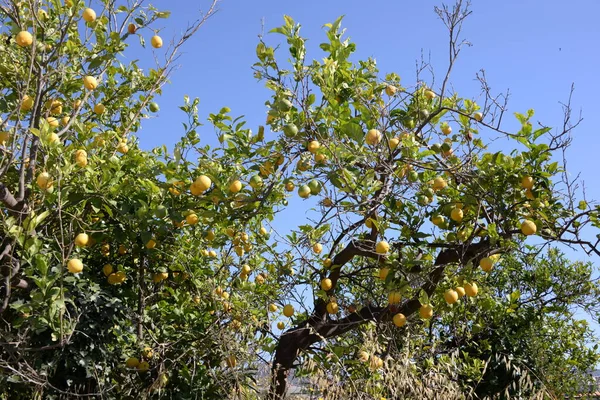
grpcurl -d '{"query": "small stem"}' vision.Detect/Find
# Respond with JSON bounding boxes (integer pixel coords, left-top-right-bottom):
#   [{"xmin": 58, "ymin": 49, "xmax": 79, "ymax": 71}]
[{"xmin": 137, "ymin": 253, "xmax": 146, "ymax": 340}]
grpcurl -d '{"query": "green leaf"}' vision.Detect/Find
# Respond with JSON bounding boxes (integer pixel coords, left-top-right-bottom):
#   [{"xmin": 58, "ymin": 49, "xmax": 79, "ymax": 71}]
[
  {"xmin": 34, "ymin": 254, "xmax": 48, "ymax": 275},
  {"xmin": 88, "ymin": 56, "xmax": 105, "ymax": 70},
  {"xmin": 516, "ymin": 135, "xmax": 531, "ymax": 148},
  {"xmin": 514, "ymin": 112, "xmax": 527, "ymax": 124},
  {"xmin": 33, "ymin": 211, "xmax": 50, "ymax": 230},
  {"xmin": 518, "ymin": 123, "xmax": 533, "ymax": 136},
  {"xmin": 329, "ymin": 15, "xmax": 345, "ymax": 33},
  {"xmin": 509, "ymin": 290, "xmax": 521, "ymax": 302},
  {"xmin": 533, "ymin": 127, "xmax": 551, "ymax": 140},
  {"xmin": 340, "ymin": 122, "xmax": 363, "ymax": 143},
  {"xmin": 283, "ymin": 15, "xmax": 295, "ymax": 28},
  {"xmin": 269, "ymin": 27, "xmax": 288, "ymax": 35}
]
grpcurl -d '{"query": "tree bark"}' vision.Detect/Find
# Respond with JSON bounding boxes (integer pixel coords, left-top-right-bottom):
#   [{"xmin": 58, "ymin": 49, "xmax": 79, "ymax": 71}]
[{"xmin": 0, "ymin": 183, "xmax": 28, "ymax": 215}]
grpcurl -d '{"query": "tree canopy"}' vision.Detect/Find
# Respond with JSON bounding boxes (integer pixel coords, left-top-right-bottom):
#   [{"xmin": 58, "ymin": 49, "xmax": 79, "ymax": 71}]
[{"xmin": 1, "ymin": 1, "xmax": 599, "ymax": 399}]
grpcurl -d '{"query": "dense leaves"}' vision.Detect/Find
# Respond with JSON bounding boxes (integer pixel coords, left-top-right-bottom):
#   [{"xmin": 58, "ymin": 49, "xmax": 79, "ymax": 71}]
[{"xmin": 0, "ymin": 0, "xmax": 280, "ymax": 398}]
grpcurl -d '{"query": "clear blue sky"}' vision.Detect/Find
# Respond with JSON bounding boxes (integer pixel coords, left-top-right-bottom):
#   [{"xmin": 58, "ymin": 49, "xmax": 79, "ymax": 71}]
[
  {"xmin": 128, "ymin": 1, "xmax": 600, "ymax": 327},
  {"xmin": 136, "ymin": 0, "xmax": 600, "ymax": 202},
  {"xmin": 139, "ymin": 0, "xmax": 600, "ymax": 167}
]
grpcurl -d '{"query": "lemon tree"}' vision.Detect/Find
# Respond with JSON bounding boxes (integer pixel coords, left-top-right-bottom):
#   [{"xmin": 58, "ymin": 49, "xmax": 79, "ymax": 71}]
[
  {"xmin": 250, "ymin": 10, "xmax": 600, "ymax": 400},
  {"xmin": 2, "ymin": 1, "xmax": 600, "ymax": 399},
  {"xmin": 0, "ymin": 1, "xmax": 285, "ymax": 398}
]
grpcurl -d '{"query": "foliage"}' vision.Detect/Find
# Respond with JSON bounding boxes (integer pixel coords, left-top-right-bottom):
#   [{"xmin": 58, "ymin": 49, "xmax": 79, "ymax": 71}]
[
  {"xmin": 251, "ymin": 5, "xmax": 600, "ymax": 399},
  {"xmin": 0, "ymin": 0, "xmax": 282, "ymax": 398},
  {"xmin": 460, "ymin": 249, "xmax": 600, "ymax": 397}
]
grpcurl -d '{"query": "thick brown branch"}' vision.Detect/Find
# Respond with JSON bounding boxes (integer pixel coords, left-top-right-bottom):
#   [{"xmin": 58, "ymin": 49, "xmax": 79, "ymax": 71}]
[
  {"xmin": 0, "ymin": 183, "xmax": 27, "ymax": 216},
  {"xmin": 268, "ymin": 241, "xmax": 489, "ymax": 399},
  {"xmin": 0, "ymin": 183, "xmax": 18, "ymax": 209},
  {"xmin": 0, "ymin": 243, "xmax": 19, "ymax": 314}
]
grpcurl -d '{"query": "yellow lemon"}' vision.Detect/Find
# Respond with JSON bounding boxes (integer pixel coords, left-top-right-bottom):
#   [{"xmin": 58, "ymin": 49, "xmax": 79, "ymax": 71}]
[
  {"xmin": 16, "ymin": 31, "xmax": 33, "ymax": 47},
  {"xmin": 393, "ymin": 313, "xmax": 407, "ymax": 327},
  {"xmin": 67, "ymin": 258, "xmax": 83, "ymax": 273},
  {"xmin": 320, "ymin": 278, "xmax": 332, "ymax": 291},
  {"xmin": 444, "ymin": 289, "xmax": 458, "ymax": 304},
  {"xmin": 283, "ymin": 304, "xmax": 294, "ymax": 318},
  {"xmin": 82, "ymin": 8, "xmax": 96, "ymax": 22},
  {"xmin": 151, "ymin": 35, "xmax": 163, "ymax": 48},
  {"xmin": 375, "ymin": 241, "xmax": 389, "ymax": 254}
]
